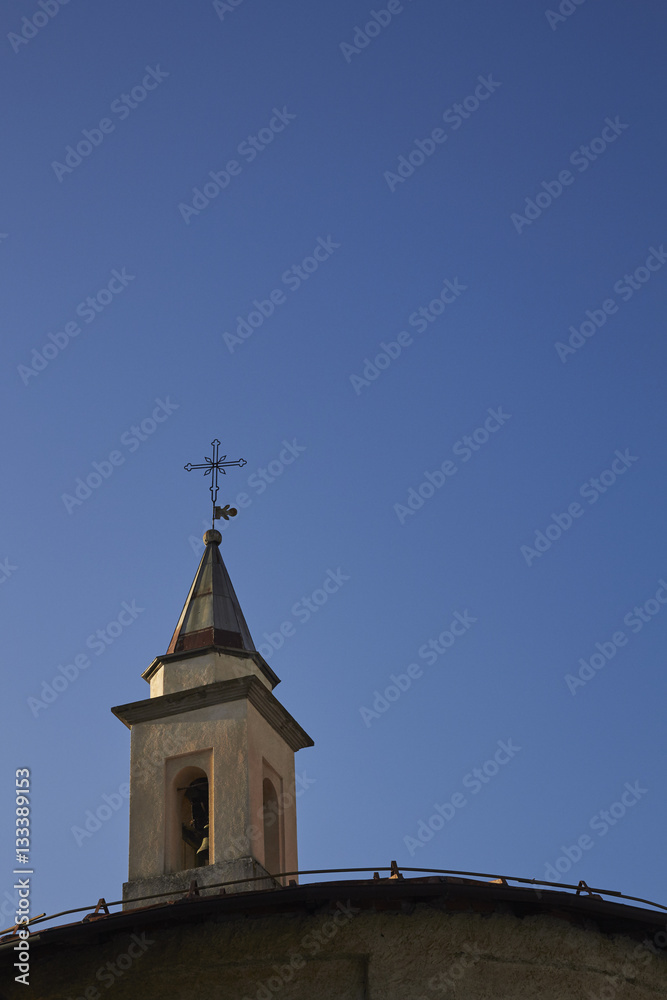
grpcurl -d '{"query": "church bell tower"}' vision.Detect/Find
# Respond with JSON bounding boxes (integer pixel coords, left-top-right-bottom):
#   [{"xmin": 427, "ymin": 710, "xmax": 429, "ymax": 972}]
[{"xmin": 112, "ymin": 521, "xmax": 313, "ymax": 909}]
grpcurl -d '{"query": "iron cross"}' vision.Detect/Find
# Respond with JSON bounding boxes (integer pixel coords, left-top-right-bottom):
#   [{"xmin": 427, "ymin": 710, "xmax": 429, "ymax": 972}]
[{"xmin": 184, "ymin": 440, "xmax": 247, "ymax": 525}]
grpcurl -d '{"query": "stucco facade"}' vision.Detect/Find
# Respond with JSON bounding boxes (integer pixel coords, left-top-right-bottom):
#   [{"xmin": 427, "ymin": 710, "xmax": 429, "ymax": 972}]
[
  {"xmin": 1, "ymin": 878, "xmax": 665, "ymax": 1000},
  {"xmin": 115, "ymin": 679, "xmax": 308, "ymax": 907}
]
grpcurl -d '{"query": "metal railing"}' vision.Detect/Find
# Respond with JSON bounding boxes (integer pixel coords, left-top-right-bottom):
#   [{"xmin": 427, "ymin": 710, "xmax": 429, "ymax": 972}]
[{"xmin": 2, "ymin": 864, "xmax": 665, "ymax": 939}]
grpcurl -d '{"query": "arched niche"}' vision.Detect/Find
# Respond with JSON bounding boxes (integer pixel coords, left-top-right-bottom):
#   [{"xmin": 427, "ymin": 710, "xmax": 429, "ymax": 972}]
[
  {"xmin": 173, "ymin": 765, "xmax": 209, "ymax": 871},
  {"xmin": 262, "ymin": 777, "xmax": 281, "ymax": 876}
]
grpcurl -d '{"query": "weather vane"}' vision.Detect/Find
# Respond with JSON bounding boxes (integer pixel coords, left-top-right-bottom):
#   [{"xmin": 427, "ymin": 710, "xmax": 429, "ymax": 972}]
[{"xmin": 184, "ymin": 439, "xmax": 247, "ymax": 528}]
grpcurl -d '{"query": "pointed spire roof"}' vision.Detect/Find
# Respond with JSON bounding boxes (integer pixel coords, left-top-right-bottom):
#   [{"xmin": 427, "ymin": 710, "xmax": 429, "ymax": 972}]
[{"xmin": 167, "ymin": 529, "xmax": 256, "ymax": 655}]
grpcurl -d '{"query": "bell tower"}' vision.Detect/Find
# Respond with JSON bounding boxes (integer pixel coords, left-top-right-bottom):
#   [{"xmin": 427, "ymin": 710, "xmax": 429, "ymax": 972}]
[{"xmin": 112, "ymin": 527, "xmax": 313, "ymax": 909}]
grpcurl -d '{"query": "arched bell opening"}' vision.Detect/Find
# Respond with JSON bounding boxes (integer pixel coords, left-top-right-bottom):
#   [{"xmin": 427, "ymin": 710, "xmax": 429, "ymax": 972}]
[
  {"xmin": 176, "ymin": 766, "xmax": 210, "ymax": 870},
  {"xmin": 262, "ymin": 777, "xmax": 281, "ymax": 876}
]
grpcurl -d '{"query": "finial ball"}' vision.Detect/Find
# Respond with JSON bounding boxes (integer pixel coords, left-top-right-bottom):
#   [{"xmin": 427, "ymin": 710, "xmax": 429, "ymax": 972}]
[{"xmin": 203, "ymin": 529, "xmax": 222, "ymax": 545}]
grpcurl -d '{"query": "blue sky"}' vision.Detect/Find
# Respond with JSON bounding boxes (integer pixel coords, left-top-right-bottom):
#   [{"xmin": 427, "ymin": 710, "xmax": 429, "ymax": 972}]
[{"xmin": 1, "ymin": 0, "xmax": 667, "ymax": 929}]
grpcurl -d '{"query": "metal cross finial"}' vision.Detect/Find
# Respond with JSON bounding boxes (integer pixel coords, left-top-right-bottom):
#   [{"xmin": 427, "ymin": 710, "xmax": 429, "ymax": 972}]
[{"xmin": 184, "ymin": 439, "xmax": 247, "ymax": 527}]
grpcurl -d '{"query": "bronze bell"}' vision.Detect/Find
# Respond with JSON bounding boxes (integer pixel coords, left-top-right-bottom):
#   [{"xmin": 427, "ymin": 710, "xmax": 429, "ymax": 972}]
[{"xmin": 196, "ymin": 825, "xmax": 210, "ymax": 863}]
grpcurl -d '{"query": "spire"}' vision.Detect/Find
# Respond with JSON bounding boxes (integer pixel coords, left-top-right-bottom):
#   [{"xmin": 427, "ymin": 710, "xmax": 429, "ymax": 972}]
[{"xmin": 167, "ymin": 530, "xmax": 256, "ymax": 655}]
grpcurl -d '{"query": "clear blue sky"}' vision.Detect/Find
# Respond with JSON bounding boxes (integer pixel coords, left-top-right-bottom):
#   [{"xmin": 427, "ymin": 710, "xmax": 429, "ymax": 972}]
[{"xmin": 1, "ymin": 0, "xmax": 667, "ymax": 929}]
